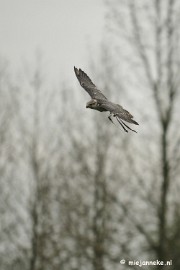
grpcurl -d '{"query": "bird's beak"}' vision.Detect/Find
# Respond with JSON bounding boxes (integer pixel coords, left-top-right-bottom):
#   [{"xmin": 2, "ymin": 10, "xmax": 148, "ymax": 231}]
[{"xmin": 86, "ymin": 104, "xmax": 89, "ymax": 108}]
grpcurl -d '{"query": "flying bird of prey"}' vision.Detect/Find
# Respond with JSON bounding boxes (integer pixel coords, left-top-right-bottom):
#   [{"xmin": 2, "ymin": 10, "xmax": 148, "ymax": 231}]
[{"xmin": 74, "ymin": 67, "xmax": 139, "ymax": 133}]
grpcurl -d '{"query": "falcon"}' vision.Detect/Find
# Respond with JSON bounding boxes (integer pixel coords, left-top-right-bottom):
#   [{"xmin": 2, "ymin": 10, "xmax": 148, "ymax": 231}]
[{"xmin": 74, "ymin": 67, "xmax": 139, "ymax": 133}]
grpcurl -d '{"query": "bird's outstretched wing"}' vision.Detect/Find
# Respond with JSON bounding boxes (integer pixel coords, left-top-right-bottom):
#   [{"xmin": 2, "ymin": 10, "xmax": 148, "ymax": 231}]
[{"xmin": 74, "ymin": 67, "xmax": 107, "ymax": 100}]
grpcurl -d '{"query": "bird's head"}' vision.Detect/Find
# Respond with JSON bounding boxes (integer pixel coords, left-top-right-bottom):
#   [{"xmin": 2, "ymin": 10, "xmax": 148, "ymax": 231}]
[{"xmin": 86, "ymin": 99, "xmax": 97, "ymax": 109}]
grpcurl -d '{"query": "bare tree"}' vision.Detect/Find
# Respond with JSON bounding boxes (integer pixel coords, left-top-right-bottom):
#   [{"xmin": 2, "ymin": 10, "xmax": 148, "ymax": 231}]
[
  {"xmin": 0, "ymin": 58, "xmax": 32, "ymax": 270},
  {"xmin": 105, "ymin": 0, "xmax": 180, "ymax": 268},
  {"xmin": 16, "ymin": 54, "xmax": 62, "ymax": 270},
  {"xmin": 43, "ymin": 53, "xmax": 136, "ymax": 270}
]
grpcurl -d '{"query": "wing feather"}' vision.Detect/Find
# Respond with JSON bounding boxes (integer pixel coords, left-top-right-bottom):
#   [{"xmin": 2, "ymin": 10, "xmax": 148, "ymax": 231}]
[{"xmin": 74, "ymin": 67, "xmax": 107, "ymax": 100}]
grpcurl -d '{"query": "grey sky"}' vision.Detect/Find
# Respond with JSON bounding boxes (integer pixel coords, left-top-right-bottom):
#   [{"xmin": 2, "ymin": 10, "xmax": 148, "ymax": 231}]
[{"xmin": 0, "ymin": 0, "xmax": 106, "ymax": 83}]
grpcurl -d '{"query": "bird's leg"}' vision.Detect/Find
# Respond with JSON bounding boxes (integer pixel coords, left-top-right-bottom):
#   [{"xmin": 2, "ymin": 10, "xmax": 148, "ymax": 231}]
[
  {"xmin": 116, "ymin": 117, "xmax": 128, "ymax": 132},
  {"xmin": 116, "ymin": 117, "xmax": 137, "ymax": 133},
  {"xmin": 108, "ymin": 113, "xmax": 114, "ymax": 124},
  {"xmin": 121, "ymin": 120, "xmax": 137, "ymax": 133}
]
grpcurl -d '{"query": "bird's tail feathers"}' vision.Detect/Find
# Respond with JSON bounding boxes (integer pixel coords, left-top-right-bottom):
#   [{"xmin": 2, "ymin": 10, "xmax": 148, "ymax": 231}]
[
  {"xmin": 130, "ymin": 119, "xmax": 139, "ymax": 125},
  {"xmin": 115, "ymin": 112, "xmax": 139, "ymax": 125}
]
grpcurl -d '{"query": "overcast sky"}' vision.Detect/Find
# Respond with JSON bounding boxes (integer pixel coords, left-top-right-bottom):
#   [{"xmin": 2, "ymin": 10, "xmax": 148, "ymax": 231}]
[{"xmin": 0, "ymin": 0, "xmax": 106, "ymax": 83}]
